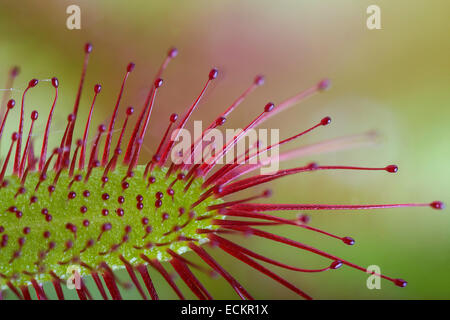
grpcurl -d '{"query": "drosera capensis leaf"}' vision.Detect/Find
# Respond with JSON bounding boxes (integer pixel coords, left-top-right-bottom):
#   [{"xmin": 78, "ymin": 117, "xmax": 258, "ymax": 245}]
[{"xmin": 0, "ymin": 43, "xmax": 444, "ymax": 300}]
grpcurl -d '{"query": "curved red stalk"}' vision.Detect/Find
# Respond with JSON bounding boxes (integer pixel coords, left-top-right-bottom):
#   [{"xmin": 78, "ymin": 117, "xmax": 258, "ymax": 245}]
[
  {"xmin": 215, "ymin": 210, "xmax": 354, "ymax": 245},
  {"xmin": 101, "ymin": 270, "xmax": 122, "ymax": 300},
  {"xmin": 20, "ymin": 165, "xmax": 31, "ymax": 186},
  {"xmin": 6, "ymin": 282, "xmax": 22, "ymax": 300},
  {"xmin": 258, "ymin": 79, "xmax": 330, "ymax": 125},
  {"xmin": 69, "ymin": 139, "xmax": 83, "ymax": 177},
  {"xmin": 276, "ymin": 131, "xmax": 379, "ymax": 161},
  {"xmin": 91, "ymin": 272, "xmax": 108, "ymax": 300},
  {"xmin": 0, "ymin": 99, "xmax": 16, "ymax": 142},
  {"xmin": 81, "ymin": 280, "xmax": 93, "ymax": 300},
  {"xmin": 137, "ymin": 265, "xmax": 159, "ymax": 300},
  {"xmin": 231, "ymin": 201, "xmax": 443, "ymax": 212},
  {"xmin": 169, "ymin": 256, "xmax": 212, "ymax": 300},
  {"xmin": 140, "ymin": 255, "xmax": 185, "ymax": 300},
  {"xmin": 102, "ymin": 63, "xmax": 134, "ymax": 166},
  {"xmin": 210, "ymin": 234, "xmax": 312, "ymax": 300},
  {"xmin": 110, "ymin": 107, "xmax": 133, "ymax": 171},
  {"xmin": 202, "ymin": 153, "xmax": 253, "ymax": 189},
  {"xmin": 188, "ymin": 243, "xmax": 253, "ymax": 300},
  {"xmin": 84, "ymin": 125, "xmax": 106, "ymax": 182},
  {"xmin": 88, "ymin": 125, "xmax": 104, "ymax": 166},
  {"xmin": 218, "ymin": 75, "xmax": 265, "ymax": 120},
  {"xmin": 208, "ymin": 233, "xmax": 338, "ymax": 273},
  {"xmin": 167, "ymin": 249, "xmax": 213, "ymax": 276},
  {"xmin": 63, "ymin": 43, "xmax": 92, "ymax": 167},
  {"xmin": 54, "ymin": 114, "xmax": 75, "ymax": 171},
  {"xmin": 38, "ymin": 77, "xmax": 59, "ymax": 171},
  {"xmin": 52, "ymin": 279, "xmax": 65, "ymax": 300},
  {"xmin": 218, "ymin": 164, "xmax": 398, "ymax": 197},
  {"xmin": 0, "ymin": 66, "xmax": 19, "ymax": 121},
  {"xmin": 19, "ymin": 111, "xmax": 38, "ymax": 177},
  {"xmin": 119, "ymin": 255, "xmax": 147, "ymax": 300},
  {"xmin": 128, "ymin": 78, "xmax": 163, "ymax": 170},
  {"xmin": 124, "ymin": 48, "xmax": 177, "ymax": 164},
  {"xmin": 35, "ymin": 148, "xmax": 61, "ymax": 192},
  {"xmin": 158, "ymin": 68, "xmax": 218, "ymax": 167},
  {"xmin": 27, "ymin": 140, "xmax": 37, "ymax": 171},
  {"xmin": 199, "ymin": 80, "xmax": 330, "ymax": 176},
  {"xmin": 14, "ymin": 79, "xmax": 38, "ymax": 175},
  {"xmin": 20, "ymin": 286, "xmax": 31, "ymax": 300},
  {"xmin": 79, "ymin": 84, "xmax": 101, "ymax": 170},
  {"xmin": 198, "ymin": 140, "xmax": 259, "ymax": 190},
  {"xmin": 214, "ymin": 131, "xmax": 379, "ymax": 186},
  {"xmin": 182, "ymin": 75, "xmax": 264, "ymax": 170},
  {"xmin": 204, "ymin": 118, "xmax": 330, "ymax": 188},
  {"xmin": 31, "ymin": 278, "xmax": 47, "ymax": 300},
  {"xmin": 200, "ymin": 102, "xmax": 275, "ymax": 176},
  {"xmin": 102, "ymin": 149, "xmax": 121, "ymax": 186},
  {"xmin": 218, "ymin": 225, "xmax": 407, "ymax": 287},
  {"xmin": 213, "ymin": 220, "xmax": 282, "ymax": 227},
  {"xmin": 197, "ymin": 189, "xmax": 270, "ymax": 210},
  {"xmin": 76, "ymin": 286, "xmax": 87, "ymax": 300},
  {"xmin": 0, "ymin": 133, "xmax": 19, "ymax": 184},
  {"xmin": 144, "ymin": 113, "xmax": 178, "ymax": 177}
]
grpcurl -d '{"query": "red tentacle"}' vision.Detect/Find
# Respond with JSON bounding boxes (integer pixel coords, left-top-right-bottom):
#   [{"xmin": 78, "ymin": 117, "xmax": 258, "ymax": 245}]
[{"xmin": 188, "ymin": 243, "xmax": 253, "ymax": 300}]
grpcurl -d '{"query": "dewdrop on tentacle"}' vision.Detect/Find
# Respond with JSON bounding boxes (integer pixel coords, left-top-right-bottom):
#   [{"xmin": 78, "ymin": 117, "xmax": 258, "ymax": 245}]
[{"xmin": 0, "ymin": 43, "xmax": 444, "ymax": 301}]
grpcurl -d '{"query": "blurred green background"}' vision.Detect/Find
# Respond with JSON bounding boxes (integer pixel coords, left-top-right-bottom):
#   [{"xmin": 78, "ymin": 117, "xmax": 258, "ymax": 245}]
[{"xmin": 0, "ymin": 0, "xmax": 448, "ymax": 299}]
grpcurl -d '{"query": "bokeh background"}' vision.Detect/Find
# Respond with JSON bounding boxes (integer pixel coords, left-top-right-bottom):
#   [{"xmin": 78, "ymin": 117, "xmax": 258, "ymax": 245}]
[{"xmin": 0, "ymin": 0, "xmax": 448, "ymax": 299}]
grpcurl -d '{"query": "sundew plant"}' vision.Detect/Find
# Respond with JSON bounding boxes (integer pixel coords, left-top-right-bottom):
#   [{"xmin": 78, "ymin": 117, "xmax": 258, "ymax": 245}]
[{"xmin": 0, "ymin": 42, "xmax": 444, "ymax": 300}]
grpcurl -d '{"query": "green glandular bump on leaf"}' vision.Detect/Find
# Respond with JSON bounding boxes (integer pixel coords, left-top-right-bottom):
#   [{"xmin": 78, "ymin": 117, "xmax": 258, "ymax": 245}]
[{"xmin": 0, "ymin": 165, "xmax": 222, "ymax": 288}]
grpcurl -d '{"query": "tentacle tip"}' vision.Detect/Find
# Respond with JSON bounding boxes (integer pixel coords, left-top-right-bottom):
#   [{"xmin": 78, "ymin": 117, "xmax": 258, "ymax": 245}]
[
  {"xmin": 254, "ymin": 75, "xmax": 265, "ymax": 86},
  {"xmin": 318, "ymin": 78, "xmax": 331, "ymax": 91},
  {"xmin": 98, "ymin": 124, "xmax": 106, "ymax": 133},
  {"xmin": 170, "ymin": 113, "xmax": 178, "ymax": 122},
  {"xmin": 342, "ymin": 236, "xmax": 355, "ymax": 246},
  {"xmin": 330, "ymin": 260, "xmax": 343, "ymax": 270},
  {"xmin": 84, "ymin": 42, "xmax": 93, "ymax": 53},
  {"xmin": 31, "ymin": 110, "xmax": 39, "ymax": 121},
  {"xmin": 394, "ymin": 278, "xmax": 407, "ymax": 288},
  {"xmin": 385, "ymin": 165, "xmax": 398, "ymax": 173},
  {"xmin": 209, "ymin": 270, "xmax": 219, "ymax": 278},
  {"xmin": 127, "ymin": 62, "xmax": 136, "ymax": 72},
  {"xmin": 152, "ymin": 154, "xmax": 161, "ymax": 162},
  {"xmin": 126, "ymin": 106, "xmax": 134, "ymax": 115},
  {"xmin": 216, "ymin": 116, "xmax": 226, "ymax": 126},
  {"xmin": 430, "ymin": 201, "xmax": 445, "ymax": 210},
  {"xmin": 67, "ymin": 113, "xmax": 75, "ymax": 122},
  {"xmin": 11, "ymin": 66, "xmax": 20, "ymax": 77},
  {"xmin": 51, "ymin": 77, "xmax": 59, "ymax": 88},
  {"xmin": 321, "ymin": 116, "xmax": 331, "ymax": 126},
  {"xmin": 214, "ymin": 185, "xmax": 224, "ymax": 194},
  {"xmin": 168, "ymin": 47, "xmax": 178, "ymax": 58},
  {"xmin": 263, "ymin": 189, "xmax": 272, "ymax": 198},
  {"xmin": 7, "ymin": 99, "xmax": 15, "ymax": 109},
  {"xmin": 298, "ymin": 214, "xmax": 310, "ymax": 224},
  {"xmin": 209, "ymin": 68, "xmax": 219, "ymax": 80},
  {"xmin": 264, "ymin": 102, "xmax": 275, "ymax": 112},
  {"xmin": 307, "ymin": 162, "xmax": 319, "ymax": 170},
  {"xmin": 28, "ymin": 79, "xmax": 39, "ymax": 88},
  {"xmin": 94, "ymin": 84, "xmax": 102, "ymax": 93},
  {"xmin": 154, "ymin": 78, "xmax": 163, "ymax": 88}
]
